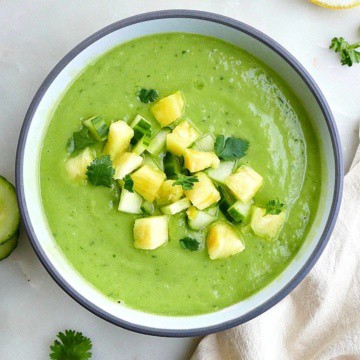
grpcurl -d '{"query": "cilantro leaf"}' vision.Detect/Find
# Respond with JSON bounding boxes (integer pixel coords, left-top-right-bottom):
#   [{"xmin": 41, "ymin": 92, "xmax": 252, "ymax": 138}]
[
  {"xmin": 50, "ymin": 329, "xmax": 92, "ymax": 360},
  {"xmin": 67, "ymin": 127, "xmax": 96, "ymax": 156},
  {"xmin": 137, "ymin": 88, "xmax": 158, "ymax": 103},
  {"xmin": 265, "ymin": 198, "xmax": 284, "ymax": 215},
  {"xmin": 180, "ymin": 237, "xmax": 200, "ymax": 251},
  {"xmin": 124, "ymin": 174, "xmax": 134, "ymax": 192},
  {"xmin": 330, "ymin": 37, "xmax": 360, "ymax": 67},
  {"xmin": 173, "ymin": 173, "xmax": 199, "ymax": 190},
  {"xmin": 215, "ymin": 135, "xmax": 249, "ymax": 161},
  {"xmin": 86, "ymin": 155, "xmax": 115, "ymax": 188}
]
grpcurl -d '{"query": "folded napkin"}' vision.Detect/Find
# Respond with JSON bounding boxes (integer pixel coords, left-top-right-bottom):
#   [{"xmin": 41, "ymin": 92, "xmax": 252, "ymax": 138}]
[{"xmin": 192, "ymin": 133, "xmax": 360, "ymax": 360}]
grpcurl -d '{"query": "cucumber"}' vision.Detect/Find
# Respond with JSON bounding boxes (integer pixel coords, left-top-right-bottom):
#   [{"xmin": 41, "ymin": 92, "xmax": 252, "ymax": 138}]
[
  {"xmin": 187, "ymin": 209, "xmax": 217, "ymax": 231},
  {"xmin": 132, "ymin": 137, "xmax": 148, "ymax": 155},
  {"xmin": 83, "ymin": 116, "xmax": 109, "ymax": 142},
  {"xmin": 142, "ymin": 155, "xmax": 163, "ymax": 171},
  {"xmin": 218, "ymin": 185, "xmax": 236, "ymax": 222},
  {"xmin": 130, "ymin": 115, "xmax": 152, "ymax": 145},
  {"xmin": 0, "ymin": 231, "xmax": 19, "ymax": 261},
  {"xmin": 161, "ymin": 198, "xmax": 191, "ymax": 215},
  {"xmin": 147, "ymin": 129, "xmax": 171, "ymax": 155},
  {"xmin": 118, "ymin": 189, "xmax": 143, "ymax": 214},
  {"xmin": 0, "ymin": 176, "xmax": 20, "ymax": 245},
  {"xmin": 227, "ymin": 200, "xmax": 253, "ymax": 223},
  {"xmin": 207, "ymin": 161, "xmax": 236, "ymax": 183},
  {"xmin": 163, "ymin": 152, "xmax": 181, "ymax": 179},
  {"xmin": 192, "ymin": 134, "xmax": 215, "ymax": 152},
  {"xmin": 141, "ymin": 200, "xmax": 154, "ymax": 215}
]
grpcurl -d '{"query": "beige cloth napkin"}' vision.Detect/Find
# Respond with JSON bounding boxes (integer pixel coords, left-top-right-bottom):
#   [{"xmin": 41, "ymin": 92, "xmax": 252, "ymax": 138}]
[{"xmin": 192, "ymin": 137, "xmax": 360, "ymax": 360}]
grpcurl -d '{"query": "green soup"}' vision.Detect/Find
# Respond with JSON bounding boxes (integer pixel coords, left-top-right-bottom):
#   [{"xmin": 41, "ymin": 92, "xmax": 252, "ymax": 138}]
[{"xmin": 40, "ymin": 33, "xmax": 321, "ymax": 316}]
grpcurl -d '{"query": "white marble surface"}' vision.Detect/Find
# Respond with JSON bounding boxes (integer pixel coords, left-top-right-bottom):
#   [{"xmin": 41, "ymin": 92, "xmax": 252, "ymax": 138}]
[{"xmin": 0, "ymin": 1, "xmax": 359, "ymax": 359}]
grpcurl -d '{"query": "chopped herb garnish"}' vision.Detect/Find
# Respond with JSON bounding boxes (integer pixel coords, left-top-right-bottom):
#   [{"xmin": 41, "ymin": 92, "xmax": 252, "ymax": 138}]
[
  {"xmin": 215, "ymin": 135, "xmax": 249, "ymax": 161},
  {"xmin": 50, "ymin": 329, "xmax": 92, "ymax": 360},
  {"xmin": 180, "ymin": 237, "xmax": 200, "ymax": 251},
  {"xmin": 86, "ymin": 155, "xmax": 114, "ymax": 188},
  {"xmin": 330, "ymin": 37, "xmax": 360, "ymax": 67},
  {"xmin": 67, "ymin": 127, "xmax": 96, "ymax": 156},
  {"xmin": 173, "ymin": 173, "xmax": 199, "ymax": 190},
  {"xmin": 265, "ymin": 198, "xmax": 284, "ymax": 215},
  {"xmin": 123, "ymin": 174, "xmax": 134, "ymax": 192},
  {"xmin": 137, "ymin": 88, "xmax": 158, "ymax": 103}
]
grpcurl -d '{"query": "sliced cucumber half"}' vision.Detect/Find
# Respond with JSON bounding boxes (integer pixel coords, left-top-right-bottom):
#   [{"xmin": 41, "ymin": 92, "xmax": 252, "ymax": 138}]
[
  {"xmin": 0, "ymin": 231, "xmax": 19, "ymax": 261},
  {"xmin": 0, "ymin": 176, "xmax": 20, "ymax": 245}
]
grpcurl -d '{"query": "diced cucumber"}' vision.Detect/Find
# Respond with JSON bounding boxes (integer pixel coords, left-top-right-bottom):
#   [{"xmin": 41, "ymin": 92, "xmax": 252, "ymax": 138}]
[
  {"xmin": 227, "ymin": 200, "xmax": 254, "ymax": 223},
  {"xmin": 206, "ymin": 206, "xmax": 218, "ymax": 217},
  {"xmin": 0, "ymin": 231, "xmax": 18, "ymax": 261},
  {"xmin": 142, "ymin": 155, "xmax": 163, "ymax": 171},
  {"xmin": 163, "ymin": 152, "xmax": 181, "ymax": 179},
  {"xmin": 118, "ymin": 189, "xmax": 143, "ymax": 214},
  {"xmin": 207, "ymin": 161, "xmax": 236, "ymax": 183},
  {"xmin": 192, "ymin": 134, "xmax": 215, "ymax": 152},
  {"xmin": 132, "ymin": 136, "xmax": 148, "ymax": 155},
  {"xmin": 161, "ymin": 198, "xmax": 191, "ymax": 215},
  {"xmin": 130, "ymin": 115, "xmax": 152, "ymax": 145},
  {"xmin": 187, "ymin": 209, "xmax": 217, "ymax": 231},
  {"xmin": 83, "ymin": 116, "xmax": 109, "ymax": 142},
  {"xmin": 147, "ymin": 129, "xmax": 171, "ymax": 156},
  {"xmin": 0, "ymin": 176, "xmax": 20, "ymax": 245},
  {"xmin": 141, "ymin": 201, "xmax": 154, "ymax": 215},
  {"xmin": 217, "ymin": 185, "xmax": 236, "ymax": 222}
]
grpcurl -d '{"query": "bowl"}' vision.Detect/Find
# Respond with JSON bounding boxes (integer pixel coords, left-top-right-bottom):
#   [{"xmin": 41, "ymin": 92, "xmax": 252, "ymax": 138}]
[{"xmin": 16, "ymin": 10, "xmax": 343, "ymax": 337}]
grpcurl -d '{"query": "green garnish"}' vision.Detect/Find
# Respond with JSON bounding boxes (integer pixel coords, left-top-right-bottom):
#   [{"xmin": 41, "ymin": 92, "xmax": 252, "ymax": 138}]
[
  {"xmin": 180, "ymin": 237, "xmax": 200, "ymax": 251},
  {"xmin": 50, "ymin": 329, "xmax": 92, "ymax": 360},
  {"xmin": 330, "ymin": 37, "xmax": 360, "ymax": 67},
  {"xmin": 137, "ymin": 88, "xmax": 158, "ymax": 103},
  {"xmin": 173, "ymin": 173, "xmax": 199, "ymax": 190},
  {"xmin": 265, "ymin": 198, "xmax": 284, "ymax": 215},
  {"xmin": 86, "ymin": 155, "xmax": 115, "ymax": 188},
  {"xmin": 67, "ymin": 127, "xmax": 96, "ymax": 156},
  {"xmin": 215, "ymin": 135, "xmax": 249, "ymax": 161},
  {"xmin": 124, "ymin": 174, "xmax": 134, "ymax": 192}
]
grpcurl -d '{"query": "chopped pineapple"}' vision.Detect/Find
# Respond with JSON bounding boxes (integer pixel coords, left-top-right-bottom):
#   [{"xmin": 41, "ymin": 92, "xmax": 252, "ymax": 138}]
[
  {"xmin": 166, "ymin": 121, "xmax": 200, "ymax": 156},
  {"xmin": 113, "ymin": 152, "xmax": 143, "ymax": 180},
  {"xmin": 151, "ymin": 91, "xmax": 185, "ymax": 127},
  {"xmin": 156, "ymin": 180, "xmax": 184, "ymax": 206},
  {"xmin": 103, "ymin": 120, "xmax": 134, "ymax": 159},
  {"xmin": 225, "ymin": 165, "xmax": 263, "ymax": 203},
  {"xmin": 65, "ymin": 148, "xmax": 93, "ymax": 181},
  {"xmin": 131, "ymin": 164, "xmax": 166, "ymax": 202},
  {"xmin": 250, "ymin": 206, "xmax": 286, "ymax": 241},
  {"xmin": 133, "ymin": 215, "xmax": 169, "ymax": 250},
  {"xmin": 183, "ymin": 149, "xmax": 220, "ymax": 173},
  {"xmin": 207, "ymin": 222, "xmax": 245, "ymax": 260},
  {"xmin": 185, "ymin": 172, "xmax": 220, "ymax": 210}
]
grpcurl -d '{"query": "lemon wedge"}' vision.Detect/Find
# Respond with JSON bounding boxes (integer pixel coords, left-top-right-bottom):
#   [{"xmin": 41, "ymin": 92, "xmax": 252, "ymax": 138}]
[{"xmin": 309, "ymin": 0, "xmax": 360, "ymax": 9}]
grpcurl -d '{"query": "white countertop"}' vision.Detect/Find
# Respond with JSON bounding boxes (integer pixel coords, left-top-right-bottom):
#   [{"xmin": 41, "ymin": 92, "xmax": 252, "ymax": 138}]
[{"xmin": 1, "ymin": 1, "xmax": 359, "ymax": 359}]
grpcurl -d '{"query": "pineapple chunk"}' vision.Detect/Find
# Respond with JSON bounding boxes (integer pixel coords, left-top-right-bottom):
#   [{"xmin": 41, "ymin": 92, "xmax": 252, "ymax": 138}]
[
  {"xmin": 251, "ymin": 206, "xmax": 286, "ymax": 241},
  {"xmin": 65, "ymin": 148, "xmax": 93, "ymax": 181},
  {"xmin": 184, "ymin": 149, "xmax": 220, "ymax": 173},
  {"xmin": 166, "ymin": 121, "xmax": 200, "ymax": 156},
  {"xmin": 156, "ymin": 180, "xmax": 184, "ymax": 206},
  {"xmin": 225, "ymin": 165, "xmax": 263, "ymax": 203},
  {"xmin": 113, "ymin": 152, "xmax": 143, "ymax": 180},
  {"xmin": 134, "ymin": 216, "xmax": 169, "ymax": 250},
  {"xmin": 207, "ymin": 222, "xmax": 245, "ymax": 260},
  {"xmin": 131, "ymin": 164, "xmax": 166, "ymax": 202},
  {"xmin": 103, "ymin": 120, "xmax": 134, "ymax": 159},
  {"xmin": 185, "ymin": 172, "xmax": 220, "ymax": 210},
  {"xmin": 151, "ymin": 91, "xmax": 185, "ymax": 127}
]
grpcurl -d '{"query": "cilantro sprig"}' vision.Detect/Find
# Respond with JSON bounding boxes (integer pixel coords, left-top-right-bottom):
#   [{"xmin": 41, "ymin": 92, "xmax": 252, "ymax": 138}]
[
  {"xmin": 173, "ymin": 173, "xmax": 199, "ymax": 190},
  {"xmin": 124, "ymin": 174, "xmax": 134, "ymax": 192},
  {"xmin": 86, "ymin": 155, "xmax": 115, "ymax": 188},
  {"xmin": 50, "ymin": 330, "xmax": 92, "ymax": 360},
  {"xmin": 215, "ymin": 135, "xmax": 249, "ymax": 161},
  {"xmin": 180, "ymin": 237, "xmax": 200, "ymax": 251},
  {"xmin": 265, "ymin": 198, "xmax": 284, "ymax": 215},
  {"xmin": 67, "ymin": 127, "xmax": 96, "ymax": 156},
  {"xmin": 330, "ymin": 37, "xmax": 360, "ymax": 67},
  {"xmin": 137, "ymin": 88, "xmax": 158, "ymax": 103}
]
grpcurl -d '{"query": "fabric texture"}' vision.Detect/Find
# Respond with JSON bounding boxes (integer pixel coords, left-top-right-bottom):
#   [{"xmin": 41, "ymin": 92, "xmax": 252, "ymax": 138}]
[{"xmin": 192, "ymin": 137, "xmax": 360, "ymax": 360}]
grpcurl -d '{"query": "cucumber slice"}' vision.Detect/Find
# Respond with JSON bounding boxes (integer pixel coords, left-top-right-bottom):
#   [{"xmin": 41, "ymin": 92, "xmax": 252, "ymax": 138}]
[
  {"xmin": 163, "ymin": 152, "xmax": 181, "ymax": 179},
  {"xmin": 142, "ymin": 155, "xmax": 163, "ymax": 171},
  {"xmin": 0, "ymin": 176, "xmax": 20, "ymax": 245},
  {"xmin": 132, "ymin": 137, "xmax": 148, "ymax": 155},
  {"xmin": 192, "ymin": 134, "xmax": 215, "ymax": 152},
  {"xmin": 83, "ymin": 116, "xmax": 109, "ymax": 142},
  {"xmin": 207, "ymin": 161, "xmax": 236, "ymax": 183},
  {"xmin": 118, "ymin": 189, "xmax": 143, "ymax": 214},
  {"xmin": 161, "ymin": 198, "xmax": 191, "ymax": 215},
  {"xmin": 141, "ymin": 200, "xmax": 154, "ymax": 215},
  {"xmin": 227, "ymin": 200, "xmax": 253, "ymax": 223},
  {"xmin": 218, "ymin": 185, "xmax": 236, "ymax": 222},
  {"xmin": 187, "ymin": 209, "xmax": 217, "ymax": 231},
  {"xmin": 0, "ymin": 231, "xmax": 19, "ymax": 261},
  {"xmin": 147, "ymin": 129, "xmax": 171, "ymax": 155},
  {"xmin": 130, "ymin": 115, "xmax": 152, "ymax": 145}
]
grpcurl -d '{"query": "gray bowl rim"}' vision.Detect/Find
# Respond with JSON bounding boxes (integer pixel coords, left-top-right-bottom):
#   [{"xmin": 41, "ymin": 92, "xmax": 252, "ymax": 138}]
[{"xmin": 15, "ymin": 9, "xmax": 343, "ymax": 338}]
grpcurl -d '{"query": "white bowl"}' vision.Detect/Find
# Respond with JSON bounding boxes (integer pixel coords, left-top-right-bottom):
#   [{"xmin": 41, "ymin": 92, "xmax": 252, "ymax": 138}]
[{"xmin": 16, "ymin": 10, "xmax": 343, "ymax": 337}]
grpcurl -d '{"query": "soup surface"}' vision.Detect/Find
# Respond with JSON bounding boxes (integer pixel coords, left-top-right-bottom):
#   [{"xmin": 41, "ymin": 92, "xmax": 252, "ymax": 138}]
[{"xmin": 41, "ymin": 33, "xmax": 321, "ymax": 315}]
